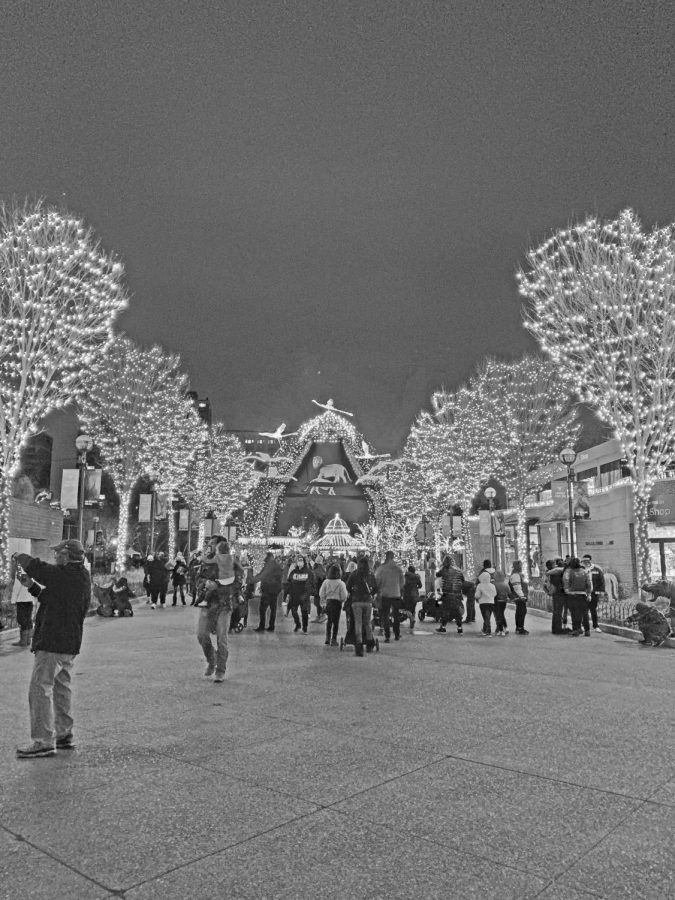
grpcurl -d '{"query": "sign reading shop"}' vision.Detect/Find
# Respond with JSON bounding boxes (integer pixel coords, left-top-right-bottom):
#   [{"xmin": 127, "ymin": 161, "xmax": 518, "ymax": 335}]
[{"xmin": 647, "ymin": 482, "xmax": 675, "ymax": 524}]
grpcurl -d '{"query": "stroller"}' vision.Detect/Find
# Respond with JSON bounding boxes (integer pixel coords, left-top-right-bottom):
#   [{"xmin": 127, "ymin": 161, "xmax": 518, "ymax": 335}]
[
  {"xmin": 229, "ymin": 589, "xmax": 248, "ymax": 633},
  {"xmin": 339, "ymin": 604, "xmax": 380, "ymax": 653},
  {"xmin": 372, "ymin": 604, "xmax": 412, "ymax": 630},
  {"xmin": 417, "ymin": 591, "xmax": 444, "ymax": 622}
]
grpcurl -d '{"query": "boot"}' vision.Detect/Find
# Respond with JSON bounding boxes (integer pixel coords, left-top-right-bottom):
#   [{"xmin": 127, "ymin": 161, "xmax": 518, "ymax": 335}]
[
  {"xmin": 12, "ymin": 628, "xmax": 30, "ymax": 647},
  {"xmin": 354, "ymin": 643, "xmax": 364, "ymax": 657}
]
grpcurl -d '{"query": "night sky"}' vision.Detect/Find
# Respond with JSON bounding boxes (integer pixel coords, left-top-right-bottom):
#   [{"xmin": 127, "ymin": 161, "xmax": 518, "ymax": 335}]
[{"xmin": 3, "ymin": 1, "xmax": 675, "ymax": 452}]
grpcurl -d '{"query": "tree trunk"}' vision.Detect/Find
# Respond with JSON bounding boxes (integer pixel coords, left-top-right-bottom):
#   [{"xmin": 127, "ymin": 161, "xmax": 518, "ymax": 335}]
[
  {"xmin": 632, "ymin": 486, "xmax": 651, "ymax": 586},
  {"xmin": 462, "ymin": 513, "xmax": 474, "ymax": 576},
  {"xmin": 0, "ymin": 468, "xmax": 12, "ymax": 587},
  {"xmin": 516, "ymin": 502, "xmax": 528, "ymax": 577},
  {"xmin": 116, "ymin": 486, "xmax": 133, "ymax": 573}
]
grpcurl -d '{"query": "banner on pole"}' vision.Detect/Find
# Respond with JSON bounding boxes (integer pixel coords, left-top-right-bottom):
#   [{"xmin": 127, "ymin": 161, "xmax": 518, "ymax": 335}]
[
  {"xmin": 84, "ymin": 469, "xmax": 102, "ymax": 505},
  {"xmin": 203, "ymin": 517, "xmax": 213, "ymax": 538},
  {"xmin": 178, "ymin": 509, "xmax": 190, "ymax": 530},
  {"xmin": 138, "ymin": 493, "xmax": 153, "ymax": 523},
  {"xmin": 60, "ymin": 469, "xmax": 79, "ymax": 510},
  {"xmin": 154, "ymin": 492, "xmax": 169, "ymax": 520},
  {"xmin": 452, "ymin": 515, "xmax": 463, "ymax": 535},
  {"xmin": 478, "ymin": 510, "xmax": 492, "ymax": 536}
]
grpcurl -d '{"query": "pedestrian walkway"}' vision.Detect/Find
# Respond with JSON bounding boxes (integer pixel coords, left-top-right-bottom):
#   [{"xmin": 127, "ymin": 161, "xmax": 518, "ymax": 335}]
[{"xmin": 2, "ymin": 602, "xmax": 674, "ymax": 899}]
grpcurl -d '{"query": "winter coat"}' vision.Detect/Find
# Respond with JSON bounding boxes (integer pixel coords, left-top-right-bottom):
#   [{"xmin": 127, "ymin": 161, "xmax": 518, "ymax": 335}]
[
  {"xmin": 16, "ymin": 555, "xmax": 90, "ymax": 655},
  {"xmin": 563, "ymin": 567, "xmax": 592, "ymax": 596},
  {"xmin": 436, "ymin": 563, "xmax": 464, "ymax": 599},
  {"xmin": 403, "ymin": 572, "xmax": 422, "ymax": 605},
  {"xmin": 475, "ymin": 571, "xmax": 497, "ymax": 604},
  {"xmin": 375, "ymin": 560, "xmax": 404, "ymax": 598},
  {"xmin": 319, "ymin": 578, "xmax": 348, "ymax": 606},
  {"xmin": 346, "ymin": 570, "xmax": 378, "ymax": 603},
  {"xmin": 287, "ymin": 567, "xmax": 314, "ymax": 603},
  {"xmin": 253, "ymin": 557, "xmax": 283, "ymax": 593}
]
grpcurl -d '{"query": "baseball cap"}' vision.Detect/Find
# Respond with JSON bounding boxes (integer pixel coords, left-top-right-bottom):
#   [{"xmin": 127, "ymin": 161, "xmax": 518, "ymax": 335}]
[{"xmin": 51, "ymin": 539, "xmax": 85, "ymax": 559}]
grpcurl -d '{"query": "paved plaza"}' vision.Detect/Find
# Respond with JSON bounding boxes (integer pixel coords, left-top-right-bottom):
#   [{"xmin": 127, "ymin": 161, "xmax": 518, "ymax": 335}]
[{"xmin": 1, "ymin": 600, "xmax": 674, "ymax": 900}]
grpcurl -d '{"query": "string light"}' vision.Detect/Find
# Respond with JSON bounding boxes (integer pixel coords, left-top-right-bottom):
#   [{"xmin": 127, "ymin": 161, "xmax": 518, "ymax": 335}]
[
  {"xmin": 78, "ymin": 335, "xmax": 204, "ymax": 571},
  {"xmin": 179, "ymin": 422, "xmax": 258, "ymax": 536},
  {"xmin": 479, "ymin": 355, "xmax": 580, "ymax": 575},
  {"xmin": 0, "ymin": 199, "xmax": 127, "ymax": 583},
  {"xmin": 518, "ymin": 208, "xmax": 675, "ymax": 581},
  {"xmin": 242, "ymin": 409, "xmax": 389, "ymax": 540}
]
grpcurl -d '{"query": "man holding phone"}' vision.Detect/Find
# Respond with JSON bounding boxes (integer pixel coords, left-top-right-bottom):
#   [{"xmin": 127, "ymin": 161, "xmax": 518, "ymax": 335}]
[{"xmin": 13, "ymin": 540, "xmax": 91, "ymax": 758}]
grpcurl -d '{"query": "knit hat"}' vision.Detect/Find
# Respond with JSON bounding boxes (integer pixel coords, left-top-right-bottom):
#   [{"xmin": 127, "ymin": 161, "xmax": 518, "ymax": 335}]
[{"xmin": 50, "ymin": 539, "xmax": 85, "ymax": 561}]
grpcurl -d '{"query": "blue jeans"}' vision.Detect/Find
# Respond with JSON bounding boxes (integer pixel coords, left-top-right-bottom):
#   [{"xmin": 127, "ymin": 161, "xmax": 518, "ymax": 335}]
[
  {"xmin": 29, "ymin": 650, "xmax": 76, "ymax": 747},
  {"xmin": 197, "ymin": 606, "xmax": 231, "ymax": 674},
  {"xmin": 351, "ymin": 601, "xmax": 373, "ymax": 646}
]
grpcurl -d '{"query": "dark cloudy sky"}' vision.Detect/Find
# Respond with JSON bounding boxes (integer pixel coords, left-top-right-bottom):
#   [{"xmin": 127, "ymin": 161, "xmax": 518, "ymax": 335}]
[{"xmin": 3, "ymin": 1, "xmax": 674, "ymax": 452}]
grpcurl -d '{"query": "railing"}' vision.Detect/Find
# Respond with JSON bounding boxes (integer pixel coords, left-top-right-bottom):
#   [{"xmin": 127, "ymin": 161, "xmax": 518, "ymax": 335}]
[{"xmin": 528, "ymin": 589, "xmax": 639, "ymax": 628}]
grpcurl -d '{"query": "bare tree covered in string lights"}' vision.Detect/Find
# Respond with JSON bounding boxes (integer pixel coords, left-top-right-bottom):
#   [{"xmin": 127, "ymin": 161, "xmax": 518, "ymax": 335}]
[
  {"xmin": 381, "ymin": 439, "xmax": 447, "ymax": 553},
  {"xmin": 0, "ymin": 199, "xmax": 126, "ymax": 584},
  {"xmin": 179, "ymin": 423, "xmax": 257, "ymax": 546},
  {"xmin": 480, "ymin": 355, "xmax": 580, "ymax": 577},
  {"xmin": 410, "ymin": 375, "xmax": 494, "ymax": 575},
  {"xmin": 518, "ymin": 209, "xmax": 675, "ymax": 582},
  {"xmin": 78, "ymin": 335, "xmax": 203, "ymax": 571}
]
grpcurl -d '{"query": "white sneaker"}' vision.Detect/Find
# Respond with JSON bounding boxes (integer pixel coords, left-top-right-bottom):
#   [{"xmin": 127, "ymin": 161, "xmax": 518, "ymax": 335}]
[
  {"xmin": 594, "ymin": 627, "xmax": 602, "ymax": 632},
  {"xmin": 151, "ymin": 603, "xmax": 156, "ymax": 609},
  {"xmin": 503, "ymin": 629, "xmax": 509, "ymax": 635}
]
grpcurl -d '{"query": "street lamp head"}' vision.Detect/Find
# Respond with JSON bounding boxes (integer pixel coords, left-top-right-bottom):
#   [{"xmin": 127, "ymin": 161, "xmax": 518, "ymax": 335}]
[
  {"xmin": 75, "ymin": 433, "xmax": 94, "ymax": 452},
  {"xmin": 484, "ymin": 487, "xmax": 497, "ymax": 500},
  {"xmin": 560, "ymin": 447, "xmax": 577, "ymax": 466}
]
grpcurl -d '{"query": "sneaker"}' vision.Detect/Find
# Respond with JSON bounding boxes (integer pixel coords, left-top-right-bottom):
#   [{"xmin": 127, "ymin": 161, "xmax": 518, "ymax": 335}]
[
  {"xmin": 56, "ymin": 734, "xmax": 75, "ymax": 750},
  {"xmin": 384, "ymin": 638, "xmax": 391, "ymax": 643},
  {"xmin": 151, "ymin": 603, "xmax": 156, "ymax": 609},
  {"xmin": 204, "ymin": 663, "xmax": 215, "ymax": 677},
  {"xmin": 301, "ymin": 629, "xmax": 308, "ymax": 635},
  {"xmin": 253, "ymin": 627, "xmax": 265, "ymax": 632},
  {"xmin": 266, "ymin": 626, "xmax": 275, "ymax": 632},
  {"xmin": 517, "ymin": 628, "xmax": 529, "ymax": 635},
  {"xmin": 583, "ymin": 631, "xmax": 590, "ymax": 637},
  {"xmin": 435, "ymin": 627, "xmax": 446, "ymax": 634},
  {"xmin": 214, "ymin": 671, "xmax": 226, "ymax": 682},
  {"xmin": 330, "ymin": 638, "xmax": 338, "ymax": 646},
  {"xmin": 394, "ymin": 635, "xmax": 400, "ymax": 641},
  {"xmin": 457, "ymin": 628, "xmax": 463, "ymax": 634},
  {"xmin": 294, "ymin": 624, "xmax": 301, "ymax": 632},
  {"xmin": 503, "ymin": 629, "xmax": 509, "ymax": 635},
  {"xmin": 324, "ymin": 639, "xmax": 330, "ymax": 645},
  {"xmin": 594, "ymin": 627, "xmax": 602, "ymax": 633},
  {"xmin": 16, "ymin": 743, "xmax": 56, "ymax": 758},
  {"xmin": 571, "ymin": 629, "xmax": 582, "ymax": 636}
]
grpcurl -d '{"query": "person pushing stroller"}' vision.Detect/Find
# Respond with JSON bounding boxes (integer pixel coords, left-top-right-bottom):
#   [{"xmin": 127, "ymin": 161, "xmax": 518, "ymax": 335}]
[{"xmin": 345, "ymin": 557, "xmax": 378, "ymax": 656}]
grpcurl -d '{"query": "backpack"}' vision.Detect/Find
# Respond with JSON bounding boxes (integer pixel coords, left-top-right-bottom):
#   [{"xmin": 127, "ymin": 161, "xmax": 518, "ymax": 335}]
[{"xmin": 568, "ymin": 568, "xmax": 588, "ymax": 593}]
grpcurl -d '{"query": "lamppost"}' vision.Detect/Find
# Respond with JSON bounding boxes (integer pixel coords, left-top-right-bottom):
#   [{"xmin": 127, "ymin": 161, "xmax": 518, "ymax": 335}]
[
  {"xmin": 484, "ymin": 487, "xmax": 498, "ymax": 568},
  {"xmin": 560, "ymin": 447, "xmax": 578, "ymax": 558},
  {"xmin": 75, "ymin": 433, "xmax": 94, "ymax": 543}
]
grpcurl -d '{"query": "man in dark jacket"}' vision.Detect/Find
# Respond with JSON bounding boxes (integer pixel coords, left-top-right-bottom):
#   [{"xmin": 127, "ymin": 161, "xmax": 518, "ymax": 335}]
[
  {"xmin": 544, "ymin": 558, "xmax": 569, "ymax": 635},
  {"xmin": 14, "ymin": 540, "xmax": 91, "ymax": 758},
  {"xmin": 435, "ymin": 555, "xmax": 465, "ymax": 634},
  {"xmin": 252, "ymin": 552, "xmax": 283, "ymax": 632}
]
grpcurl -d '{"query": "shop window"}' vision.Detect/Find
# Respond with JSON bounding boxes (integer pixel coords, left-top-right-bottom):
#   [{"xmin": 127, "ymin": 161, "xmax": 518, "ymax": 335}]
[{"xmin": 558, "ymin": 522, "xmax": 572, "ymax": 559}]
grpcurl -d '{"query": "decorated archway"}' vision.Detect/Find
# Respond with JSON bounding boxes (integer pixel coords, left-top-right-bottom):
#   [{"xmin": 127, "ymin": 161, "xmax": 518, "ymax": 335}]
[{"xmin": 243, "ymin": 403, "xmax": 389, "ymax": 539}]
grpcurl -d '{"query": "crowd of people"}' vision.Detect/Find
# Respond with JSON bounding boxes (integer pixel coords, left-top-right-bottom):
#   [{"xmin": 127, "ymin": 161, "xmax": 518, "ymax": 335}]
[{"xmin": 9, "ymin": 535, "xmax": 673, "ymax": 759}]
